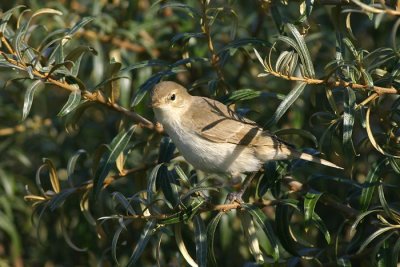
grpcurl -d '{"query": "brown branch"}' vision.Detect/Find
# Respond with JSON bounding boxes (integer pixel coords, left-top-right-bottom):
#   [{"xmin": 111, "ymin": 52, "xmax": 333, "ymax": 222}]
[
  {"xmin": 0, "ymin": 36, "xmax": 163, "ymax": 133},
  {"xmin": 200, "ymin": 0, "xmax": 228, "ymax": 92},
  {"xmin": 268, "ymin": 70, "xmax": 398, "ymax": 95},
  {"xmin": 0, "ymin": 118, "xmax": 52, "ymax": 136},
  {"xmin": 77, "ymin": 30, "xmax": 160, "ymax": 56}
]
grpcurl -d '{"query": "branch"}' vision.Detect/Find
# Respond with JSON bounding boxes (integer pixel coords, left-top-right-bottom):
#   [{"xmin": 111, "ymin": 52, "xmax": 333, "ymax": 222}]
[
  {"xmin": 200, "ymin": 0, "xmax": 228, "ymax": 92},
  {"xmin": 267, "ymin": 70, "xmax": 398, "ymax": 95},
  {"xmin": 0, "ymin": 38, "xmax": 164, "ymax": 133},
  {"xmin": 0, "ymin": 118, "xmax": 52, "ymax": 136},
  {"xmin": 77, "ymin": 30, "xmax": 160, "ymax": 56}
]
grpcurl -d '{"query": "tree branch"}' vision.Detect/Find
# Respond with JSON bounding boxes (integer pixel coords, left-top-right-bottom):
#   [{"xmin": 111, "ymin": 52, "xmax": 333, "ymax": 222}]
[{"xmin": 267, "ymin": 70, "xmax": 398, "ymax": 95}]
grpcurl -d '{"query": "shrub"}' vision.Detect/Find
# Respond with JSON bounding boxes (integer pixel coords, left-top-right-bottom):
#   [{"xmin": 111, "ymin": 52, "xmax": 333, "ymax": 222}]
[{"xmin": 0, "ymin": 1, "xmax": 400, "ymax": 266}]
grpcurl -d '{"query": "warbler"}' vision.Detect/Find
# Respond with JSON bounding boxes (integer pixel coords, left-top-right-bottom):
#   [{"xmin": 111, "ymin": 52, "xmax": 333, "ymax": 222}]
[{"xmin": 151, "ymin": 81, "xmax": 341, "ymax": 177}]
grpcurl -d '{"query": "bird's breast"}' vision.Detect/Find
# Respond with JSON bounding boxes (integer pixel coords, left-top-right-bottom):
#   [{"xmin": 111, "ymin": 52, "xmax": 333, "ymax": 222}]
[{"xmin": 158, "ymin": 113, "xmax": 261, "ymax": 175}]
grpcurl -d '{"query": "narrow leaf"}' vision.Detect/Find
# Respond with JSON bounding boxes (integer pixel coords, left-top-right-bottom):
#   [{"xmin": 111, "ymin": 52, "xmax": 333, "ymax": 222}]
[
  {"xmin": 22, "ymin": 80, "xmax": 44, "ymax": 120},
  {"xmin": 360, "ymin": 159, "xmax": 388, "ymax": 212},
  {"xmin": 207, "ymin": 212, "xmax": 224, "ymax": 266},
  {"xmin": 265, "ymin": 82, "xmax": 307, "ymax": 127},
  {"xmin": 43, "ymin": 158, "xmax": 60, "ymax": 193},
  {"xmin": 58, "ymin": 90, "xmax": 81, "ymax": 116},
  {"xmin": 175, "ymin": 224, "xmax": 198, "ymax": 267},
  {"xmin": 239, "ymin": 211, "xmax": 264, "ymax": 264},
  {"xmin": 93, "ymin": 125, "xmax": 136, "ymax": 197},
  {"xmin": 304, "ymin": 191, "xmax": 322, "ymax": 231},
  {"xmin": 126, "ymin": 219, "xmax": 156, "ymax": 266},
  {"xmin": 242, "ymin": 203, "xmax": 279, "ymax": 262},
  {"xmin": 193, "ymin": 215, "xmax": 207, "ymax": 267}
]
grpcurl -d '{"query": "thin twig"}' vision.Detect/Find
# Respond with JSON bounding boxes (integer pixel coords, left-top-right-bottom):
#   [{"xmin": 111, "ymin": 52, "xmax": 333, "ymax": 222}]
[
  {"xmin": 200, "ymin": 0, "xmax": 228, "ymax": 92},
  {"xmin": 267, "ymin": 70, "xmax": 398, "ymax": 95}
]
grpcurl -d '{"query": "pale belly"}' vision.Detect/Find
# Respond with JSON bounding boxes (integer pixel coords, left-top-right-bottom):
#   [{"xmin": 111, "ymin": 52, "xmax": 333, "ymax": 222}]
[{"xmin": 165, "ymin": 124, "xmax": 262, "ymax": 175}]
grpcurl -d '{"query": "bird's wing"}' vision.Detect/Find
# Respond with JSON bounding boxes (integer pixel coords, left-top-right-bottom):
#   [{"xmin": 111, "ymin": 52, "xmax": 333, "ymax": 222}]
[{"xmin": 184, "ymin": 96, "xmax": 281, "ymax": 147}]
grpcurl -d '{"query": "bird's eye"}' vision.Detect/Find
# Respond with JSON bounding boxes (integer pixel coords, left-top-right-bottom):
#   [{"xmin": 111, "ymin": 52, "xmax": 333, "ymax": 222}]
[{"xmin": 170, "ymin": 93, "xmax": 176, "ymax": 101}]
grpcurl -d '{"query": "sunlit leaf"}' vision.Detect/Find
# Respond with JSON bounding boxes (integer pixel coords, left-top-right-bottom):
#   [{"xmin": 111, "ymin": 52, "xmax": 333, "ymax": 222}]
[
  {"xmin": 175, "ymin": 224, "xmax": 198, "ymax": 267},
  {"xmin": 265, "ymin": 82, "xmax": 307, "ymax": 127},
  {"xmin": 275, "ymin": 201, "xmax": 299, "ymax": 256},
  {"xmin": 66, "ymin": 149, "xmax": 87, "ymax": 187},
  {"xmin": 58, "ymin": 90, "xmax": 81, "ymax": 116},
  {"xmin": 22, "ymin": 80, "xmax": 44, "ymax": 121},
  {"xmin": 360, "ymin": 159, "xmax": 388, "ymax": 212},
  {"xmin": 207, "ymin": 212, "xmax": 223, "ymax": 266},
  {"xmin": 193, "ymin": 215, "xmax": 207, "ymax": 267},
  {"xmin": 242, "ymin": 203, "xmax": 279, "ymax": 262},
  {"xmin": 304, "ymin": 191, "xmax": 322, "ymax": 231},
  {"xmin": 286, "ymin": 23, "xmax": 315, "ymax": 78},
  {"xmin": 239, "ymin": 210, "xmax": 264, "ymax": 264},
  {"xmin": 93, "ymin": 125, "xmax": 136, "ymax": 197},
  {"xmin": 126, "ymin": 219, "xmax": 156, "ymax": 267},
  {"xmin": 43, "ymin": 158, "xmax": 60, "ymax": 194},
  {"xmin": 343, "ymin": 87, "xmax": 356, "ymax": 167},
  {"xmin": 111, "ymin": 219, "xmax": 132, "ymax": 265}
]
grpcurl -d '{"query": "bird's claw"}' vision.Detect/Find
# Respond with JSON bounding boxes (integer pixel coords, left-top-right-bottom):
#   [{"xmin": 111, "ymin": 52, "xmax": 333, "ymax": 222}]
[{"xmin": 226, "ymin": 190, "xmax": 245, "ymax": 204}]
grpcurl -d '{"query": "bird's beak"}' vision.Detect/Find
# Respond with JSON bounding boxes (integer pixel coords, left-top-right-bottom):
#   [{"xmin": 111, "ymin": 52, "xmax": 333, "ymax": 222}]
[{"xmin": 150, "ymin": 100, "xmax": 161, "ymax": 108}]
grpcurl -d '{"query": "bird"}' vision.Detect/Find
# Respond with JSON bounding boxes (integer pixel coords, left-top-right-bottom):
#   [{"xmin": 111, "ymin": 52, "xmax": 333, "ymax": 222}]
[{"xmin": 150, "ymin": 81, "xmax": 342, "ymax": 178}]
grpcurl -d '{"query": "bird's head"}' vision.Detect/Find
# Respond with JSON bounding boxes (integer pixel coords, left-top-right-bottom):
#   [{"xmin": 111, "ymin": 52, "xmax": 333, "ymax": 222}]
[{"xmin": 151, "ymin": 81, "xmax": 190, "ymax": 112}]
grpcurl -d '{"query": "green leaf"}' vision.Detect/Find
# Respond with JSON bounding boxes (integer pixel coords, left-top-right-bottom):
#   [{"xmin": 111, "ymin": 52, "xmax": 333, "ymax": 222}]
[
  {"xmin": 93, "ymin": 125, "xmax": 136, "ymax": 197},
  {"xmin": 64, "ymin": 46, "xmax": 97, "ymax": 76},
  {"xmin": 111, "ymin": 219, "xmax": 132, "ymax": 265},
  {"xmin": 217, "ymin": 38, "xmax": 269, "ymax": 55},
  {"xmin": 275, "ymin": 202, "xmax": 299, "ymax": 256},
  {"xmin": 66, "ymin": 149, "xmax": 87, "ymax": 187},
  {"xmin": 377, "ymin": 183, "xmax": 396, "ymax": 221},
  {"xmin": 207, "ymin": 212, "xmax": 224, "ymax": 266},
  {"xmin": 265, "ymin": 82, "xmax": 307, "ymax": 127},
  {"xmin": 112, "ymin": 192, "xmax": 135, "ymax": 215},
  {"xmin": 22, "ymin": 80, "xmax": 44, "ymax": 121},
  {"xmin": 131, "ymin": 73, "xmax": 163, "ymax": 107},
  {"xmin": 159, "ymin": 3, "xmax": 201, "ymax": 18},
  {"xmin": 0, "ymin": 5, "xmax": 25, "ymax": 36},
  {"xmin": 337, "ymin": 257, "xmax": 352, "ymax": 267},
  {"xmin": 350, "ymin": 209, "xmax": 380, "ymax": 236},
  {"xmin": 158, "ymin": 165, "xmax": 179, "ymax": 208},
  {"xmin": 242, "ymin": 203, "xmax": 279, "ymax": 262},
  {"xmin": 147, "ymin": 164, "xmax": 163, "ymax": 204},
  {"xmin": 239, "ymin": 211, "xmax": 264, "ymax": 264},
  {"xmin": 219, "ymin": 89, "xmax": 262, "ymax": 105},
  {"xmin": 174, "ymin": 224, "xmax": 197, "ymax": 266},
  {"xmin": 159, "ymin": 199, "xmax": 204, "ymax": 225},
  {"xmin": 171, "ymin": 32, "xmax": 205, "ymax": 45},
  {"xmin": 58, "ymin": 90, "xmax": 81, "ymax": 116},
  {"xmin": 357, "ymin": 227, "xmax": 396, "ymax": 254},
  {"xmin": 43, "ymin": 158, "xmax": 60, "ymax": 194},
  {"xmin": 126, "ymin": 219, "xmax": 156, "ymax": 267},
  {"xmin": 360, "ymin": 159, "xmax": 388, "ymax": 212},
  {"xmin": 343, "ymin": 86, "xmax": 356, "ymax": 163},
  {"xmin": 286, "ymin": 23, "xmax": 315, "ymax": 78},
  {"xmin": 158, "ymin": 137, "xmax": 176, "ymax": 163},
  {"xmin": 390, "ymin": 237, "xmax": 400, "ymax": 266},
  {"xmin": 193, "ymin": 215, "xmax": 207, "ymax": 267},
  {"xmin": 304, "ymin": 191, "xmax": 322, "ymax": 231},
  {"xmin": 49, "ymin": 188, "xmax": 77, "ymax": 211},
  {"xmin": 274, "ymin": 128, "xmax": 318, "ymax": 148},
  {"xmin": 66, "ymin": 17, "xmax": 94, "ymax": 36},
  {"xmin": 312, "ymin": 212, "xmax": 331, "ymax": 244}
]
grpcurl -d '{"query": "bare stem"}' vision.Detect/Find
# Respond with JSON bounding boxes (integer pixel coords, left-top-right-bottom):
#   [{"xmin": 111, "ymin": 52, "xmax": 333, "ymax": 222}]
[
  {"xmin": 200, "ymin": 0, "xmax": 227, "ymax": 92},
  {"xmin": 267, "ymin": 70, "xmax": 398, "ymax": 95}
]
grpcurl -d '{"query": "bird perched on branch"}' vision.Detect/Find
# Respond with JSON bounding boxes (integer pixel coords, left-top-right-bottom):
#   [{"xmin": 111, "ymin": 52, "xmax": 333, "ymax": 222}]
[{"xmin": 151, "ymin": 81, "xmax": 342, "ymax": 178}]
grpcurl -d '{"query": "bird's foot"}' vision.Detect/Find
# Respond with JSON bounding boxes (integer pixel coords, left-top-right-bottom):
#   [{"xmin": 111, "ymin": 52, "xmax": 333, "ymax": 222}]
[{"xmin": 226, "ymin": 190, "xmax": 245, "ymax": 204}]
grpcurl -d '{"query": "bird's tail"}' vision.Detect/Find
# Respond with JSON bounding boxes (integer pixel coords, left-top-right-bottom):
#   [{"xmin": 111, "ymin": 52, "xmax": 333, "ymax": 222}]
[{"xmin": 290, "ymin": 150, "xmax": 343, "ymax": 170}]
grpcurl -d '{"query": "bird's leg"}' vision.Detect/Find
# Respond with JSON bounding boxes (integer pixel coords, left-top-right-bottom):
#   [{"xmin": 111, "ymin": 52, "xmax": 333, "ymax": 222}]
[{"xmin": 226, "ymin": 172, "xmax": 258, "ymax": 203}]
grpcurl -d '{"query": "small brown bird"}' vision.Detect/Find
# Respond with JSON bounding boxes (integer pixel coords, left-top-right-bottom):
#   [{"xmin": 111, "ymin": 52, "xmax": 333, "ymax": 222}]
[{"xmin": 151, "ymin": 81, "xmax": 342, "ymax": 177}]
